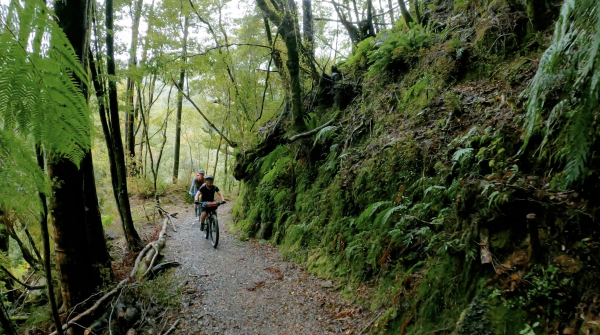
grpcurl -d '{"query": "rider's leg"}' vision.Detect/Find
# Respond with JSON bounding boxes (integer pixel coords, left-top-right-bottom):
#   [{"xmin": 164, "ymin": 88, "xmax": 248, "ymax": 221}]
[{"xmin": 200, "ymin": 210, "xmax": 207, "ymax": 225}]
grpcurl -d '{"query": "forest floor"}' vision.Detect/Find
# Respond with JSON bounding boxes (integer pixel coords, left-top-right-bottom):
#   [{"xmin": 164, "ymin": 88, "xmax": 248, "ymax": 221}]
[{"xmin": 154, "ymin": 200, "xmax": 374, "ymax": 335}]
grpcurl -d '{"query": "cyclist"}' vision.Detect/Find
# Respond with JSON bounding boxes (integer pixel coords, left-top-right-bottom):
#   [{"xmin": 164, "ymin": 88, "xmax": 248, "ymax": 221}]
[
  {"xmin": 189, "ymin": 169, "xmax": 206, "ymax": 221},
  {"xmin": 198, "ymin": 175, "xmax": 225, "ymax": 229}
]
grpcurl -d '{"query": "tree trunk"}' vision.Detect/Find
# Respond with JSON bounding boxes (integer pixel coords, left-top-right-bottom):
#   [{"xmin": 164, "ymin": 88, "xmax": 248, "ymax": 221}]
[
  {"xmin": 302, "ymin": 0, "xmax": 314, "ymax": 56},
  {"xmin": 82, "ymin": 151, "xmax": 111, "ymax": 278},
  {"xmin": 397, "ymin": 0, "xmax": 413, "ymax": 25},
  {"xmin": 6, "ymin": 227, "xmax": 39, "ymax": 269},
  {"xmin": 0, "ymin": 293, "xmax": 16, "ymax": 335},
  {"xmin": 224, "ymin": 139, "xmax": 229, "ymax": 191},
  {"xmin": 47, "ymin": 154, "xmax": 97, "ymax": 314},
  {"xmin": 172, "ymin": 14, "xmax": 189, "ymax": 184},
  {"xmin": 378, "ymin": 0, "xmax": 387, "ymax": 28},
  {"xmin": 0, "ymin": 221, "xmax": 8, "ymax": 256},
  {"xmin": 366, "ymin": 0, "xmax": 376, "ymax": 37},
  {"xmin": 125, "ymin": 0, "xmax": 144, "ymax": 165},
  {"xmin": 89, "ymin": 52, "xmax": 127, "ymax": 237},
  {"xmin": 35, "ymin": 147, "xmax": 64, "ymax": 335},
  {"xmin": 413, "ymin": 0, "xmax": 421, "ymax": 24},
  {"xmin": 263, "ymin": 17, "xmax": 285, "ymax": 76},
  {"xmin": 388, "ymin": 0, "xmax": 395, "ymax": 25},
  {"xmin": 256, "ymin": 0, "xmax": 305, "ymax": 131},
  {"xmin": 106, "ymin": 0, "xmax": 144, "ymax": 251},
  {"xmin": 51, "ymin": 0, "xmax": 104, "ymax": 320},
  {"xmin": 213, "ymin": 133, "xmax": 223, "ymax": 179},
  {"xmin": 206, "ymin": 131, "xmax": 213, "ymax": 169}
]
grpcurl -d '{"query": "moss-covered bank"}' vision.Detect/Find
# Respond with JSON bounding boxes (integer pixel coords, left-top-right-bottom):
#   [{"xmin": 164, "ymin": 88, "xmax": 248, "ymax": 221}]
[{"xmin": 233, "ymin": 0, "xmax": 600, "ymax": 333}]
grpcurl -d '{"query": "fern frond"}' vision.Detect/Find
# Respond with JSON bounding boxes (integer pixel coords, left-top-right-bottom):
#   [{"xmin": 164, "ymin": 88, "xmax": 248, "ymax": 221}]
[{"xmin": 0, "ymin": 0, "xmax": 91, "ymax": 165}]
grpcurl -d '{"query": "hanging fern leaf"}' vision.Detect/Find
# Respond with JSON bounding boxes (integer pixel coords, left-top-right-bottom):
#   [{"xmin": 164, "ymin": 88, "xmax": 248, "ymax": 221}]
[
  {"xmin": 0, "ymin": 0, "xmax": 91, "ymax": 164},
  {"xmin": 313, "ymin": 126, "xmax": 337, "ymax": 147},
  {"xmin": 521, "ymin": 0, "xmax": 600, "ymax": 188}
]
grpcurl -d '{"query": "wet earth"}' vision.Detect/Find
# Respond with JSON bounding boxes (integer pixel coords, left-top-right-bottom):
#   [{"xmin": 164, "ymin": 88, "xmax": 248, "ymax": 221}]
[{"xmin": 160, "ymin": 201, "xmax": 372, "ymax": 334}]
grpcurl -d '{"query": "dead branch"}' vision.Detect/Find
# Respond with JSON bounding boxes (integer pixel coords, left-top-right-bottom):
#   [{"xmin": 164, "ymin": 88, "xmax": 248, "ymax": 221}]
[
  {"xmin": 287, "ymin": 120, "xmax": 334, "ymax": 142},
  {"xmin": 0, "ymin": 266, "xmax": 45, "ymax": 290},
  {"xmin": 161, "ymin": 319, "xmax": 180, "ymax": 335},
  {"xmin": 50, "ymin": 209, "xmax": 178, "ymax": 335}
]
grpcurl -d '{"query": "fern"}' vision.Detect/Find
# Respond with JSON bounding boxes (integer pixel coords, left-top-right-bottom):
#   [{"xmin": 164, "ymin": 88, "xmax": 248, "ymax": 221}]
[
  {"xmin": 521, "ymin": 0, "xmax": 600, "ymax": 188},
  {"xmin": 313, "ymin": 126, "xmax": 337, "ymax": 147},
  {"xmin": 0, "ymin": 131, "xmax": 47, "ymax": 213},
  {"xmin": 0, "ymin": 0, "xmax": 90, "ymax": 161}
]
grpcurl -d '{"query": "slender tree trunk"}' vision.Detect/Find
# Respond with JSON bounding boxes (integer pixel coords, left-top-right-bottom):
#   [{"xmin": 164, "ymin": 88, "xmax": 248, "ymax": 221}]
[
  {"xmin": 263, "ymin": 17, "xmax": 285, "ymax": 77},
  {"xmin": 213, "ymin": 134, "xmax": 223, "ymax": 178},
  {"xmin": 172, "ymin": 14, "xmax": 189, "ymax": 184},
  {"xmin": 302, "ymin": 0, "xmax": 314, "ymax": 56},
  {"xmin": 378, "ymin": 0, "xmax": 386, "ymax": 28},
  {"xmin": 224, "ymin": 141, "xmax": 229, "ymax": 191},
  {"xmin": 412, "ymin": 0, "xmax": 421, "ymax": 24},
  {"xmin": 206, "ymin": 131, "xmax": 213, "ymax": 169},
  {"xmin": 366, "ymin": 0, "xmax": 376, "ymax": 36},
  {"xmin": 89, "ymin": 52, "xmax": 127, "ymax": 235},
  {"xmin": 106, "ymin": 0, "xmax": 144, "ymax": 251},
  {"xmin": 6, "ymin": 228, "xmax": 39, "ymax": 269},
  {"xmin": 397, "ymin": 0, "xmax": 413, "ymax": 25},
  {"xmin": 388, "ymin": 0, "xmax": 395, "ymax": 25},
  {"xmin": 351, "ymin": 0, "xmax": 360, "ymax": 24},
  {"xmin": 82, "ymin": 151, "xmax": 111, "ymax": 279},
  {"xmin": 0, "ymin": 293, "xmax": 16, "ymax": 335},
  {"xmin": 35, "ymin": 147, "xmax": 63, "ymax": 335},
  {"xmin": 125, "ymin": 0, "xmax": 144, "ymax": 165}
]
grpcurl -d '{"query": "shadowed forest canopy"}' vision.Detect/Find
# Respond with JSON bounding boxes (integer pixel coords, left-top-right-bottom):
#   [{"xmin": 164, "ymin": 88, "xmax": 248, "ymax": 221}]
[{"xmin": 2, "ymin": 0, "xmax": 600, "ymax": 333}]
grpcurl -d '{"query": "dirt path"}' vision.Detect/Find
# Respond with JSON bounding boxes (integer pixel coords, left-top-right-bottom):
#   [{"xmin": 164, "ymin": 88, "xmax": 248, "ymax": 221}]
[{"xmin": 161, "ymin": 201, "xmax": 371, "ymax": 334}]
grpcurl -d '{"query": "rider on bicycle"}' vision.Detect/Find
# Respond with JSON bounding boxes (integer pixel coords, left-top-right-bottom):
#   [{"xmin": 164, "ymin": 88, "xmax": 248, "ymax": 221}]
[
  {"xmin": 197, "ymin": 175, "xmax": 225, "ymax": 228},
  {"xmin": 189, "ymin": 169, "xmax": 205, "ymax": 220}
]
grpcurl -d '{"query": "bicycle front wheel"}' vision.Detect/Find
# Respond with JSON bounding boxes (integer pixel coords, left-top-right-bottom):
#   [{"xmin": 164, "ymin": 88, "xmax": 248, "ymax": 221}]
[
  {"xmin": 204, "ymin": 216, "xmax": 210, "ymax": 239},
  {"xmin": 209, "ymin": 214, "xmax": 219, "ymax": 248}
]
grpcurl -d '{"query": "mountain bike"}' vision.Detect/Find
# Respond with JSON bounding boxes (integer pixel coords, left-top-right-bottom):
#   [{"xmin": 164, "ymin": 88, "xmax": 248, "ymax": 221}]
[{"xmin": 199, "ymin": 201, "xmax": 226, "ymax": 248}]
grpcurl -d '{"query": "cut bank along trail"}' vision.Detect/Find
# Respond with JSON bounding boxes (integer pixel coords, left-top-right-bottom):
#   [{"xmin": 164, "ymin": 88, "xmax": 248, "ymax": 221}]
[{"xmin": 161, "ymin": 201, "xmax": 373, "ymax": 334}]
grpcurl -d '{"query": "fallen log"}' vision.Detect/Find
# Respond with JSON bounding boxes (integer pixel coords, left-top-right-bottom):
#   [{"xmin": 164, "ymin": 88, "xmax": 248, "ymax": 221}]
[{"xmin": 50, "ymin": 211, "xmax": 177, "ymax": 335}]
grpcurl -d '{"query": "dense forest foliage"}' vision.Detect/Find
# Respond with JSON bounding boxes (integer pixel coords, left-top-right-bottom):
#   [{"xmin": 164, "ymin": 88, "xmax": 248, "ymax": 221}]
[{"xmin": 1, "ymin": 0, "xmax": 600, "ymax": 333}]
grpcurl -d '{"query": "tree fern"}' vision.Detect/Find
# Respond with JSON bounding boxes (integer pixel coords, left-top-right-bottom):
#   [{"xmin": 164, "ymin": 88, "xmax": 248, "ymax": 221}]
[
  {"xmin": 0, "ymin": 0, "xmax": 89, "ymax": 216},
  {"xmin": 0, "ymin": 0, "xmax": 90, "ymax": 163},
  {"xmin": 521, "ymin": 0, "xmax": 600, "ymax": 188}
]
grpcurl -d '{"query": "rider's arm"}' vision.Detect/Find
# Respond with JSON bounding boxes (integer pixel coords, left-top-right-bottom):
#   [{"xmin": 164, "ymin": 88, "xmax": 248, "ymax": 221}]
[
  {"xmin": 217, "ymin": 190, "xmax": 225, "ymax": 202},
  {"xmin": 189, "ymin": 179, "xmax": 194, "ymax": 195}
]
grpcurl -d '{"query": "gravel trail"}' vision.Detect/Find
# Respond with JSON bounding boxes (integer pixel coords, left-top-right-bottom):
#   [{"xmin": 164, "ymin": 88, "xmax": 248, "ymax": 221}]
[{"xmin": 161, "ymin": 201, "xmax": 371, "ymax": 335}]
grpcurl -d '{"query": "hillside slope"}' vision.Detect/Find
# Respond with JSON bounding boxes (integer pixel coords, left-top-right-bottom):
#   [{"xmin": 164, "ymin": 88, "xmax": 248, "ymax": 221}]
[{"xmin": 233, "ymin": 0, "xmax": 600, "ymax": 334}]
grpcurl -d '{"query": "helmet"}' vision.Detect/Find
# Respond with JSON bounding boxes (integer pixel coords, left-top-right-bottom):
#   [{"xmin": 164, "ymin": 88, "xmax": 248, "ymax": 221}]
[
  {"xmin": 198, "ymin": 169, "xmax": 205, "ymax": 174},
  {"xmin": 205, "ymin": 175, "xmax": 214, "ymax": 180}
]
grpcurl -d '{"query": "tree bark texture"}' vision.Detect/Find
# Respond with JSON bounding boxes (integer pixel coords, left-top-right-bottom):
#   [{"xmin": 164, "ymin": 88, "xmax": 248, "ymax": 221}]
[
  {"xmin": 106, "ymin": 0, "xmax": 144, "ymax": 251},
  {"xmin": 35, "ymin": 147, "xmax": 64, "ymax": 335},
  {"xmin": 125, "ymin": 0, "xmax": 144, "ymax": 162},
  {"xmin": 302, "ymin": 0, "xmax": 314, "ymax": 56},
  {"xmin": 52, "ymin": 0, "xmax": 104, "ymax": 321},
  {"xmin": 172, "ymin": 14, "xmax": 189, "ymax": 184},
  {"xmin": 412, "ymin": 0, "xmax": 421, "ymax": 24},
  {"xmin": 47, "ymin": 153, "xmax": 97, "ymax": 315},
  {"xmin": 82, "ymin": 151, "xmax": 112, "ymax": 277}
]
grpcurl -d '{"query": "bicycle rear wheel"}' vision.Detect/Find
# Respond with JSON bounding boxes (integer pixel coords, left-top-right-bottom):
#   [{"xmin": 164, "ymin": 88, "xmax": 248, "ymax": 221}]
[{"xmin": 209, "ymin": 214, "xmax": 219, "ymax": 248}]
